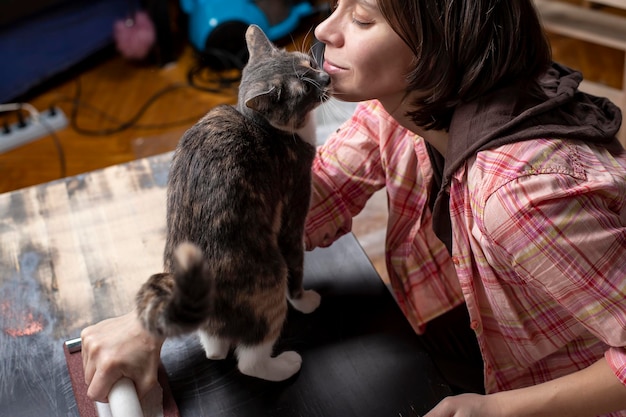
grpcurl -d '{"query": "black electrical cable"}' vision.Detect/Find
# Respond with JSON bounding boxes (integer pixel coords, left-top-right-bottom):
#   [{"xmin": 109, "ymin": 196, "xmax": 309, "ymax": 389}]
[
  {"xmin": 38, "ymin": 114, "xmax": 67, "ymax": 179},
  {"xmin": 49, "ymin": 69, "xmax": 238, "ymax": 137}
]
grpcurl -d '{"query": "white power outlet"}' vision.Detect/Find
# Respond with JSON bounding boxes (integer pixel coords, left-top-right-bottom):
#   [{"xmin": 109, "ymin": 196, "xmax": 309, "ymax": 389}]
[{"xmin": 0, "ymin": 107, "xmax": 69, "ymax": 153}]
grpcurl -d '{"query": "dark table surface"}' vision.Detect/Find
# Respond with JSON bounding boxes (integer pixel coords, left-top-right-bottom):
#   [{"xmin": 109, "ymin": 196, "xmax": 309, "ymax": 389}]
[{"xmin": 0, "ymin": 152, "xmax": 450, "ymax": 416}]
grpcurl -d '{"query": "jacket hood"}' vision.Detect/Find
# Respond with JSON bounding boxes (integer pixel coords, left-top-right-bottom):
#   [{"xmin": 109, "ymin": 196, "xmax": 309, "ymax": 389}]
[{"xmin": 431, "ymin": 62, "xmax": 623, "ymax": 252}]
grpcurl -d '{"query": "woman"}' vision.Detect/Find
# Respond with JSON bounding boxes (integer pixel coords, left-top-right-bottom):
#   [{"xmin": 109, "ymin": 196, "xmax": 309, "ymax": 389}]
[{"xmin": 81, "ymin": 0, "xmax": 626, "ymax": 415}]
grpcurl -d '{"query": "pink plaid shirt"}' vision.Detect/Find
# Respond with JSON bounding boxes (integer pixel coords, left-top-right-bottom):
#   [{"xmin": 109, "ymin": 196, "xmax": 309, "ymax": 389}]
[{"xmin": 304, "ymin": 100, "xmax": 626, "ymax": 413}]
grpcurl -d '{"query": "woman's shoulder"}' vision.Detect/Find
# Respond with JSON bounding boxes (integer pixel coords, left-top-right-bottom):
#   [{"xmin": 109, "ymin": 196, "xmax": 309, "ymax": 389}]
[
  {"xmin": 464, "ymin": 137, "xmax": 626, "ymax": 241},
  {"xmin": 466, "ymin": 138, "xmax": 626, "ymax": 196}
]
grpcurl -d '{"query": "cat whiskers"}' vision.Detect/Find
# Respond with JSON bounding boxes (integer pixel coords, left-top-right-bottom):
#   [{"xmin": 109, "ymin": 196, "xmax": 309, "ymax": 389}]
[
  {"xmin": 301, "ymin": 75, "xmax": 322, "ymax": 90},
  {"xmin": 297, "ymin": 26, "xmax": 316, "ymax": 55},
  {"xmin": 314, "ymin": 96, "xmax": 355, "ymax": 138},
  {"xmin": 301, "ymin": 30, "xmax": 325, "ymax": 69}
]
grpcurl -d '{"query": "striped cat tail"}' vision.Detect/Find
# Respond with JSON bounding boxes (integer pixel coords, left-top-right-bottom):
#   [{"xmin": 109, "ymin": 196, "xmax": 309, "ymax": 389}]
[{"xmin": 136, "ymin": 242, "xmax": 213, "ymax": 337}]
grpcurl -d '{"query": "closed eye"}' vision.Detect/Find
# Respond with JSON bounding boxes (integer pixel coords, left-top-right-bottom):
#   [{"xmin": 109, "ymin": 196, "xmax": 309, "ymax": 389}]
[{"xmin": 352, "ymin": 17, "xmax": 373, "ymax": 27}]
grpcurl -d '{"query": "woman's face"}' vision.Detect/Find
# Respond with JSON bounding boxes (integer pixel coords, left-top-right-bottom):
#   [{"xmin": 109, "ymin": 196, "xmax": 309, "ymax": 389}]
[{"xmin": 314, "ymin": 0, "xmax": 415, "ymax": 106}]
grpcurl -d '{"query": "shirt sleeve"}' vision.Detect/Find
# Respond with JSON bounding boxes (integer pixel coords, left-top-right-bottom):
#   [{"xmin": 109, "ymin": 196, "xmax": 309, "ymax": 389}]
[
  {"xmin": 606, "ymin": 348, "xmax": 626, "ymax": 387},
  {"xmin": 305, "ymin": 101, "xmax": 387, "ymax": 249},
  {"xmin": 480, "ymin": 146, "xmax": 626, "ymax": 385}
]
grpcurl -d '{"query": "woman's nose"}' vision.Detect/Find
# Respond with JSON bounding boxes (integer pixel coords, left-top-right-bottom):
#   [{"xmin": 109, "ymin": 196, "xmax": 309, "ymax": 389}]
[
  {"xmin": 314, "ymin": 12, "xmax": 342, "ymax": 47},
  {"xmin": 314, "ymin": 18, "xmax": 328, "ymax": 44}
]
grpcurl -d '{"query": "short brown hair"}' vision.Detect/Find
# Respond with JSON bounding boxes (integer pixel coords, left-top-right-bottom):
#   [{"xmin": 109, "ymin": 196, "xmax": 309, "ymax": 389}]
[{"xmin": 377, "ymin": 0, "xmax": 552, "ymax": 130}]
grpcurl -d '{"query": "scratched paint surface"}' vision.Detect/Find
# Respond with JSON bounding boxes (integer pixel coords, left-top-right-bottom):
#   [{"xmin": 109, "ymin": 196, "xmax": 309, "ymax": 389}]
[
  {"xmin": 0, "ymin": 154, "xmax": 171, "ymax": 416},
  {"xmin": 0, "ymin": 151, "xmax": 451, "ymax": 416}
]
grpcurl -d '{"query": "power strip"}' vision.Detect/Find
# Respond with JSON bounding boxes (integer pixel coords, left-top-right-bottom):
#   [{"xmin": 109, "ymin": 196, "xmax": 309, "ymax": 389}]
[{"xmin": 0, "ymin": 107, "xmax": 68, "ymax": 153}]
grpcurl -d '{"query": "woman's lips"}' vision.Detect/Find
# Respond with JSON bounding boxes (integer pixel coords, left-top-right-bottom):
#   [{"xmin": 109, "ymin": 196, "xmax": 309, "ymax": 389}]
[{"xmin": 323, "ymin": 59, "xmax": 346, "ymax": 74}]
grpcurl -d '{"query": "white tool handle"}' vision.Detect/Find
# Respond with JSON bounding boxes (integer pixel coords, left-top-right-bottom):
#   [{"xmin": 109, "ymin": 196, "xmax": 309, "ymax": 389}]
[{"xmin": 96, "ymin": 377, "xmax": 143, "ymax": 417}]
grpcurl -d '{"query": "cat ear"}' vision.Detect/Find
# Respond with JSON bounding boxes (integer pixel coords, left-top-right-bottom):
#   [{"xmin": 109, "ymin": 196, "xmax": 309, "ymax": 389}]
[
  {"xmin": 245, "ymin": 24, "xmax": 277, "ymax": 61},
  {"xmin": 245, "ymin": 86, "xmax": 281, "ymax": 112}
]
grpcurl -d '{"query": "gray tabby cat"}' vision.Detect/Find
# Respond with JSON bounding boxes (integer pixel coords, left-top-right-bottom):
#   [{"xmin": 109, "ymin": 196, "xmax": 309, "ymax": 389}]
[{"xmin": 135, "ymin": 24, "xmax": 330, "ymax": 381}]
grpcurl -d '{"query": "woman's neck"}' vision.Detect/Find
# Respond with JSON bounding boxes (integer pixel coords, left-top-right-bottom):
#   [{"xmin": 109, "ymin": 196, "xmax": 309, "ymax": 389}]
[{"xmin": 381, "ymin": 99, "xmax": 449, "ymax": 156}]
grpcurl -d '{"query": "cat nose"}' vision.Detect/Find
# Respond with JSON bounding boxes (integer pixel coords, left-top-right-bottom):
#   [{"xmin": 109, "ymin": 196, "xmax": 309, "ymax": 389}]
[{"xmin": 319, "ymin": 71, "xmax": 330, "ymax": 87}]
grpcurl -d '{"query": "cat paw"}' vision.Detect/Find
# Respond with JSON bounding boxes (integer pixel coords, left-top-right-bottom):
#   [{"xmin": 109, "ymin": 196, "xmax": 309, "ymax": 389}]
[
  {"xmin": 274, "ymin": 350, "xmax": 303, "ymax": 376},
  {"xmin": 289, "ymin": 289, "xmax": 321, "ymax": 314},
  {"xmin": 238, "ymin": 351, "xmax": 302, "ymax": 381},
  {"xmin": 205, "ymin": 350, "xmax": 229, "ymax": 360},
  {"xmin": 198, "ymin": 332, "xmax": 230, "ymax": 360}
]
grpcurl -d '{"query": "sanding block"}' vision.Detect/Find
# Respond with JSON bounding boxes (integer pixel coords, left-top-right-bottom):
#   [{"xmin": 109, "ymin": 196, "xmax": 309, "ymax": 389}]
[{"xmin": 63, "ymin": 338, "xmax": 181, "ymax": 417}]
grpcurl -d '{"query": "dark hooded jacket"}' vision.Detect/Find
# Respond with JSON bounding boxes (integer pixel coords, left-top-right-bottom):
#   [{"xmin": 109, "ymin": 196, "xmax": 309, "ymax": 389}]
[{"xmin": 429, "ymin": 62, "xmax": 624, "ymax": 252}]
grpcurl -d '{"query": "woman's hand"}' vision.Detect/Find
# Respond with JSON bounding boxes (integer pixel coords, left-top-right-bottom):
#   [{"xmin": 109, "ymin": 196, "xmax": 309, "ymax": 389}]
[
  {"xmin": 80, "ymin": 311, "xmax": 165, "ymax": 402},
  {"xmin": 425, "ymin": 357, "xmax": 626, "ymax": 417},
  {"xmin": 424, "ymin": 393, "xmax": 499, "ymax": 417}
]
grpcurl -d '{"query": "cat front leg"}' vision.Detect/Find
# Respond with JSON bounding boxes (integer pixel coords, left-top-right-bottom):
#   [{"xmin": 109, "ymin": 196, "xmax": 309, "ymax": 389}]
[
  {"xmin": 288, "ymin": 289, "xmax": 321, "ymax": 314},
  {"xmin": 198, "ymin": 330, "xmax": 231, "ymax": 360},
  {"xmin": 281, "ymin": 238, "xmax": 321, "ymax": 314},
  {"xmin": 283, "ymin": 245, "xmax": 321, "ymax": 313}
]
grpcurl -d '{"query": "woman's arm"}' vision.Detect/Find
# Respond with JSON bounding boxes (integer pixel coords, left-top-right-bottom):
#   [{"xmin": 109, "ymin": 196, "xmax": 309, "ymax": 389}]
[
  {"xmin": 426, "ymin": 356, "xmax": 626, "ymax": 417},
  {"xmin": 80, "ymin": 311, "xmax": 165, "ymax": 402},
  {"xmin": 305, "ymin": 100, "xmax": 393, "ymax": 249}
]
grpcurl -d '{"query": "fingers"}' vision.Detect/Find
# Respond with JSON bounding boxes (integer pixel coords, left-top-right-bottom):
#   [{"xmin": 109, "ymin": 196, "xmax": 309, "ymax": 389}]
[
  {"xmin": 423, "ymin": 402, "xmax": 447, "ymax": 417},
  {"xmin": 81, "ymin": 327, "xmax": 122, "ymax": 402},
  {"xmin": 87, "ymin": 367, "xmax": 122, "ymax": 403},
  {"xmin": 84, "ymin": 348, "xmax": 158, "ymax": 402},
  {"xmin": 80, "ymin": 327, "xmax": 97, "ymax": 394},
  {"xmin": 79, "ymin": 313, "xmax": 165, "ymax": 402},
  {"xmin": 424, "ymin": 393, "xmax": 488, "ymax": 417},
  {"xmin": 135, "ymin": 369, "xmax": 159, "ymax": 399}
]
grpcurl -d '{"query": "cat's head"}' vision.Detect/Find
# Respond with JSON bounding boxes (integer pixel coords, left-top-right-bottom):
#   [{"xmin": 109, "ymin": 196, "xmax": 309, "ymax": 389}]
[{"xmin": 238, "ymin": 25, "xmax": 331, "ymax": 133}]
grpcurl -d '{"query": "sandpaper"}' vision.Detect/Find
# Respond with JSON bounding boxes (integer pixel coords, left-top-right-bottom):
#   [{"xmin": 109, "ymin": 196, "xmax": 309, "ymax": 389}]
[{"xmin": 63, "ymin": 341, "xmax": 181, "ymax": 417}]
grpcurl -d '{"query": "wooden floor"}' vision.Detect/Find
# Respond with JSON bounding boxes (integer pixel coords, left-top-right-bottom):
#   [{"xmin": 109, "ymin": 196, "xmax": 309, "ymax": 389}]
[
  {"xmin": 0, "ymin": 42, "xmax": 238, "ymax": 192},
  {"xmin": 1, "ymin": 17, "xmax": 624, "ymax": 281}
]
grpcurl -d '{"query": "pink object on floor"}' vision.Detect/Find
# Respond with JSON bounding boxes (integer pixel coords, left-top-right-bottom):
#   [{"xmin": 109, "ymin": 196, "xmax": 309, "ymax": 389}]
[{"xmin": 113, "ymin": 10, "xmax": 156, "ymax": 60}]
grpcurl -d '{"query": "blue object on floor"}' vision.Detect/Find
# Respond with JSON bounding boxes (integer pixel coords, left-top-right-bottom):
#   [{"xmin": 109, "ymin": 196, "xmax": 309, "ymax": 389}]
[{"xmin": 180, "ymin": 0, "xmax": 316, "ymax": 52}]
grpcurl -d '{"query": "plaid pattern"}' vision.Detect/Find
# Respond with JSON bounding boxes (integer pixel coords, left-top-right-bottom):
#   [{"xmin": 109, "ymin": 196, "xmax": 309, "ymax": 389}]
[
  {"xmin": 305, "ymin": 100, "xmax": 464, "ymax": 333},
  {"xmin": 452, "ymin": 138, "xmax": 626, "ymax": 400},
  {"xmin": 305, "ymin": 100, "xmax": 626, "ymax": 414}
]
